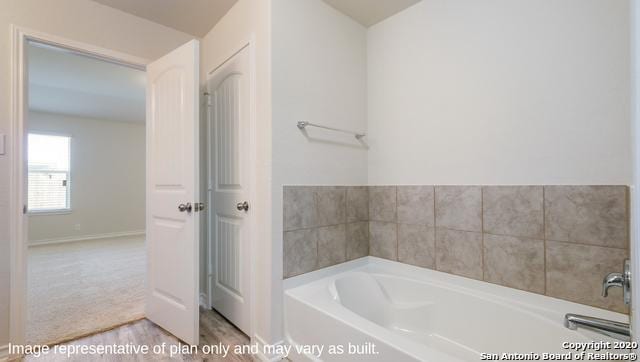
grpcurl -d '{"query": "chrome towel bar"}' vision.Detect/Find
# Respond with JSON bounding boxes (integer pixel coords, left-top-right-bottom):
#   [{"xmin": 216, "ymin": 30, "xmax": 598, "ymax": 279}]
[{"xmin": 297, "ymin": 121, "xmax": 365, "ymax": 140}]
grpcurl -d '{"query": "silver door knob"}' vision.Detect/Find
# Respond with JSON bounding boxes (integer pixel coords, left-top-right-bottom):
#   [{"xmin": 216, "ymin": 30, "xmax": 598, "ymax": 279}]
[
  {"xmin": 236, "ymin": 201, "xmax": 249, "ymax": 212},
  {"xmin": 178, "ymin": 203, "xmax": 192, "ymax": 212}
]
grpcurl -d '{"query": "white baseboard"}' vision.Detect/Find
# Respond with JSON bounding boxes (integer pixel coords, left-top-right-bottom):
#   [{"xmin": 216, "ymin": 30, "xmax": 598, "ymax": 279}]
[
  {"xmin": 253, "ymin": 335, "xmax": 286, "ymax": 362},
  {"xmin": 199, "ymin": 292, "xmax": 209, "ymax": 309},
  {"xmin": 29, "ymin": 230, "xmax": 145, "ymax": 246},
  {"xmin": 0, "ymin": 344, "xmax": 8, "ymax": 362}
]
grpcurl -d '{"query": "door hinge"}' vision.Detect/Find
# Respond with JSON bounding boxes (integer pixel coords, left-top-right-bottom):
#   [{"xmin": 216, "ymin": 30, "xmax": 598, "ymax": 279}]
[{"xmin": 23, "ymin": 204, "xmax": 27, "ymax": 214}]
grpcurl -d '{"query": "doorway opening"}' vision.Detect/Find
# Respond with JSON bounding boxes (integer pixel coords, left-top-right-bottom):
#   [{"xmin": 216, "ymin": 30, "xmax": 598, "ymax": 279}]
[
  {"xmin": 25, "ymin": 40, "xmax": 147, "ymax": 345},
  {"xmin": 11, "ymin": 28, "xmax": 255, "ymax": 355}
]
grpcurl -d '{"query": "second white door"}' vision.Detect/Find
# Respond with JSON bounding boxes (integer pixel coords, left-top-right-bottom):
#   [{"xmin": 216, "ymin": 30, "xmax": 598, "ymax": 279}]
[{"xmin": 207, "ymin": 45, "xmax": 252, "ymax": 335}]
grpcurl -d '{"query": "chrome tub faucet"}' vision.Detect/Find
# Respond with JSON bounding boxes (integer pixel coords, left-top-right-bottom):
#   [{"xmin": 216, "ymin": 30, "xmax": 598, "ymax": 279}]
[
  {"xmin": 564, "ymin": 314, "xmax": 630, "ymax": 341},
  {"xmin": 602, "ymin": 259, "xmax": 631, "ymax": 305},
  {"xmin": 563, "ymin": 259, "xmax": 631, "ymax": 341}
]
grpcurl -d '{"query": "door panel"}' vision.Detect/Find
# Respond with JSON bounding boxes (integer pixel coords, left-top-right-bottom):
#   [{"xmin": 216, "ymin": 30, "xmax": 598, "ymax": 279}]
[
  {"xmin": 216, "ymin": 74, "xmax": 242, "ymax": 188},
  {"xmin": 208, "ymin": 46, "xmax": 251, "ymax": 334},
  {"xmin": 146, "ymin": 39, "xmax": 200, "ymax": 345},
  {"xmin": 217, "ymin": 216, "xmax": 242, "ymax": 295}
]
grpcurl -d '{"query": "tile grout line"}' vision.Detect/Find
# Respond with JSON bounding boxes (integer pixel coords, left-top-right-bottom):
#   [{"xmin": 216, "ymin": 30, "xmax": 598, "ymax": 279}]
[
  {"xmin": 314, "ymin": 187, "xmax": 319, "ymax": 270},
  {"xmin": 481, "ymin": 186, "xmax": 485, "ymax": 282},
  {"xmin": 395, "ymin": 186, "xmax": 399, "ymax": 261},
  {"xmin": 285, "ymin": 221, "xmax": 365, "ymax": 233},
  {"xmin": 433, "ymin": 186, "xmax": 437, "ymax": 270},
  {"xmin": 544, "ymin": 238, "xmax": 630, "ymax": 251},
  {"xmin": 368, "ymin": 187, "xmax": 372, "ymax": 258},
  {"xmin": 542, "ymin": 186, "xmax": 547, "ymax": 296},
  {"xmin": 343, "ymin": 187, "xmax": 347, "ymax": 261}
]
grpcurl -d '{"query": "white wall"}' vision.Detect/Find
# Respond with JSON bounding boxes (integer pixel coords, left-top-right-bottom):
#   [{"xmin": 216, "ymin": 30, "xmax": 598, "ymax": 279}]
[
  {"xmin": 27, "ymin": 112, "xmax": 145, "ymax": 243},
  {"xmin": 272, "ymin": 0, "xmax": 368, "ymax": 186},
  {"xmin": 0, "ymin": 0, "xmax": 193, "ymax": 348},
  {"xmin": 199, "ymin": 0, "xmax": 275, "ymax": 349},
  {"xmin": 367, "ymin": 0, "xmax": 632, "ymax": 185},
  {"xmin": 270, "ymin": 0, "xmax": 633, "ymax": 343},
  {"xmin": 271, "ymin": 0, "xmax": 368, "ymax": 344}
]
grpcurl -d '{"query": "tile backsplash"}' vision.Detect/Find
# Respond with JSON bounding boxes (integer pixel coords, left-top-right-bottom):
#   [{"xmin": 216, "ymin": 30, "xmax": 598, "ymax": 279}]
[
  {"xmin": 283, "ymin": 185, "xmax": 629, "ymax": 313},
  {"xmin": 283, "ymin": 186, "xmax": 369, "ymax": 278}
]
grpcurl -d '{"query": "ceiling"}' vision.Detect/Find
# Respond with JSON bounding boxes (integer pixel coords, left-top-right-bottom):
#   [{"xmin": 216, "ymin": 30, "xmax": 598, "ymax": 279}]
[
  {"xmin": 90, "ymin": 0, "xmax": 237, "ymax": 37},
  {"xmin": 90, "ymin": 0, "xmax": 414, "ymax": 35},
  {"xmin": 28, "ymin": 42, "xmax": 146, "ymax": 123},
  {"xmin": 322, "ymin": 0, "xmax": 421, "ymax": 27}
]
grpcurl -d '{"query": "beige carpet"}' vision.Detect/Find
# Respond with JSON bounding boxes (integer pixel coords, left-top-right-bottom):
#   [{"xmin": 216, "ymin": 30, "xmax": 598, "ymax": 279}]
[{"xmin": 27, "ymin": 236, "xmax": 146, "ymax": 345}]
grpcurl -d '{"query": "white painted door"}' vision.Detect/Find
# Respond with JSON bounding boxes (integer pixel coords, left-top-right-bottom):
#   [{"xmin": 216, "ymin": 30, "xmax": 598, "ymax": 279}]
[
  {"xmin": 207, "ymin": 46, "xmax": 251, "ymax": 335},
  {"xmin": 146, "ymin": 39, "xmax": 200, "ymax": 345}
]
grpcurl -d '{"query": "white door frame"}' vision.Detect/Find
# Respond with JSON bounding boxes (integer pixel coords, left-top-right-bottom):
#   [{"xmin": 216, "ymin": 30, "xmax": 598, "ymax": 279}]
[
  {"xmin": 205, "ymin": 39, "xmax": 257, "ymax": 339},
  {"xmin": 8, "ymin": 25, "xmax": 148, "ymax": 347}
]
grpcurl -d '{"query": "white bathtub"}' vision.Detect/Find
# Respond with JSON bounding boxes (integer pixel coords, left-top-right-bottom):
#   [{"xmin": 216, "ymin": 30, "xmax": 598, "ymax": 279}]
[{"xmin": 284, "ymin": 257, "xmax": 630, "ymax": 361}]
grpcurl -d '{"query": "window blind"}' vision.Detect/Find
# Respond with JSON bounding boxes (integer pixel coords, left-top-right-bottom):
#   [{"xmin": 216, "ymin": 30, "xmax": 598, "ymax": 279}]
[{"xmin": 27, "ymin": 134, "xmax": 71, "ymax": 212}]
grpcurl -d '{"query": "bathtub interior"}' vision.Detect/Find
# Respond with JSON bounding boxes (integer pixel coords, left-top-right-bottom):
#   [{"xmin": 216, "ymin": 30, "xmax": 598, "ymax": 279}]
[
  {"xmin": 328, "ymin": 267, "xmax": 624, "ymax": 359},
  {"xmin": 287, "ymin": 257, "xmax": 628, "ymax": 360}
]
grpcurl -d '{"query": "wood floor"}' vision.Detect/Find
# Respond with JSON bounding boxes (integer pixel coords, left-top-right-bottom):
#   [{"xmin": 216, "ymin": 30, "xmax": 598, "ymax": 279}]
[{"xmin": 21, "ymin": 309, "xmax": 255, "ymax": 361}]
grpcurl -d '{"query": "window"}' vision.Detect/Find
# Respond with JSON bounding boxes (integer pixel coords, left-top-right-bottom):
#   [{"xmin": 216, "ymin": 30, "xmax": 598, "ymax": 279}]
[{"xmin": 28, "ymin": 133, "xmax": 71, "ymax": 212}]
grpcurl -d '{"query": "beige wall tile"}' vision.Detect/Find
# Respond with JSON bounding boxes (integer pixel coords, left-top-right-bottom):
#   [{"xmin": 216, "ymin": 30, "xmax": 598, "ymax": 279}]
[
  {"xmin": 316, "ymin": 186, "xmax": 346, "ymax": 226},
  {"xmin": 346, "ymin": 186, "xmax": 369, "ymax": 222},
  {"xmin": 545, "ymin": 186, "xmax": 628, "ymax": 249},
  {"xmin": 369, "ymin": 186, "xmax": 397, "ymax": 222},
  {"xmin": 483, "ymin": 234, "xmax": 544, "ymax": 293},
  {"xmin": 398, "ymin": 224, "xmax": 435, "ymax": 268},
  {"xmin": 369, "ymin": 221, "xmax": 397, "ymax": 260},
  {"xmin": 435, "ymin": 228, "xmax": 483, "ymax": 280},
  {"xmin": 283, "ymin": 186, "xmax": 317, "ymax": 231},
  {"xmin": 283, "ymin": 184, "xmax": 631, "ymax": 315},
  {"xmin": 283, "ymin": 229, "xmax": 317, "ymax": 278},
  {"xmin": 483, "ymin": 186, "xmax": 544, "ymax": 239},
  {"xmin": 346, "ymin": 222, "xmax": 369, "ymax": 260},
  {"xmin": 435, "ymin": 186, "xmax": 482, "ymax": 232},
  {"xmin": 546, "ymin": 241, "xmax": 628, "ymax": 313},
  {"xmin": 317, "ymin": 224, "xmax": 347, "ymax": 268},
  {"xmin": 397, "ymin": 186, "xmax": 435, "ymax": 226}
]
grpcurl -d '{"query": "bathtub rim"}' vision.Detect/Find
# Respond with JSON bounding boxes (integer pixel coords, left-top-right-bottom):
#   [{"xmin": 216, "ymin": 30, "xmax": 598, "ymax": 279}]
[{"xmin": 284, "ymin": 256, "xmax": 628, "ymax": 324}]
